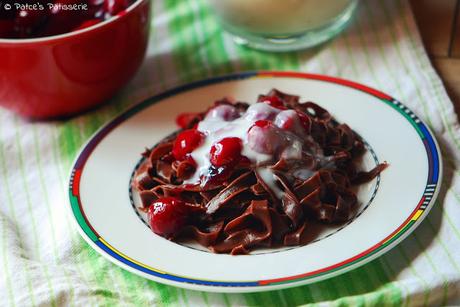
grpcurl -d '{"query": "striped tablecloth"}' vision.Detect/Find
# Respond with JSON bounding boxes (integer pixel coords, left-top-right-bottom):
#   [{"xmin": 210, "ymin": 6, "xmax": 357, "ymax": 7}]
[{"xmin": 1, "ymin": 0, "xmax": 459, "ymax": 306}]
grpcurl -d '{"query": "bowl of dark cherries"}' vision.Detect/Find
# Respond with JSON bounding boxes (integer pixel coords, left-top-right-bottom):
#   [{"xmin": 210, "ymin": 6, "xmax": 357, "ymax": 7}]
[{"xmin": 0, "ymin": 0, "xmax": 151, "ymax": 118}]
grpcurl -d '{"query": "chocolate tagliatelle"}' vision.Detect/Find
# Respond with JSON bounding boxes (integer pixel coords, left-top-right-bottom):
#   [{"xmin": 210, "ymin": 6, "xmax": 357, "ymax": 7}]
[{"xmin": 133, "ymin": 89, "xmax": 388, "ymax": 255}]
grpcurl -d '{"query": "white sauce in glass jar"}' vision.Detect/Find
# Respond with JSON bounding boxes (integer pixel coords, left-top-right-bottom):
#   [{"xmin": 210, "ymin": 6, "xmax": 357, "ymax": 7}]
[{"xmin": 208, "ymin": 0, "xmax": 354, "ymax": 35}]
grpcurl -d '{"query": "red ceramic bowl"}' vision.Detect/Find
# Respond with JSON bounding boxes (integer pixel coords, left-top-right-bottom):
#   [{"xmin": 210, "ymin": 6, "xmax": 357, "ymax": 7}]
[{"xmin": 0, "ymin": 0, "xmax": 151, "ymax": 119}]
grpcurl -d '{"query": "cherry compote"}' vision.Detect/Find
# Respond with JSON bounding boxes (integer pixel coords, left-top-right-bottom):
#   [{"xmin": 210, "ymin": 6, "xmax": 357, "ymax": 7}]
[{"xmin": 0, "ymin": 0, "xmax": 134, "ymax": 38}]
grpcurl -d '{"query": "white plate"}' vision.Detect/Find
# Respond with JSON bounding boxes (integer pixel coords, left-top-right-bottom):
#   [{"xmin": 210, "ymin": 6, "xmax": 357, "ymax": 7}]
[{"xmin": 68, "ymin": 71, "xmax": 442, "ymax": 293}]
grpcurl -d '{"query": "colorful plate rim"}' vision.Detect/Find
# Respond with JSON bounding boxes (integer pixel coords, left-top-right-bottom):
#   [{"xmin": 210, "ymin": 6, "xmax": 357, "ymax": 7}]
[{"xmin": 68, "ymin": 71, "xmax": 442, "ymax": 291}]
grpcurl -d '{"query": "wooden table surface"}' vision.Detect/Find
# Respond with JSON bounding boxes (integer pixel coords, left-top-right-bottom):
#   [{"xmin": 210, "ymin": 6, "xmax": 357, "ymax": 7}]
[{"xmin": 410, "ymin": 0, "xmax": 460, "ymax": 114}]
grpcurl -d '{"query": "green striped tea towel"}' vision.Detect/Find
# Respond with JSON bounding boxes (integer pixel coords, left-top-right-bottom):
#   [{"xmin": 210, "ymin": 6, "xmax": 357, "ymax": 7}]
[{"xmin": 1, "ymin": 0, "xmax": 459, "ymax": 306}]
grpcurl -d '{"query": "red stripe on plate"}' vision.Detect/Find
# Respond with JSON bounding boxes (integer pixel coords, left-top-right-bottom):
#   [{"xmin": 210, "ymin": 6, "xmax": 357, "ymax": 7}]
[
  {"xmin": 72, "ymin": 169, "xmax": 82, "ymax": 196},
  {"xmin": 258, "ymin": 71, "xmax": 393, "ymax": 100},
  {"xmin": 259, "ymin": 195, "xmax": 426, "ymax": 285}
]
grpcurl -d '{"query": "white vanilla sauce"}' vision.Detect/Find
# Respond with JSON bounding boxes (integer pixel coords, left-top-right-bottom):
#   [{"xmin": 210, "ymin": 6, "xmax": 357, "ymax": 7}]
[{"xmin": 185, "ymin": 102, "xmax": 325, "ymax": 198}]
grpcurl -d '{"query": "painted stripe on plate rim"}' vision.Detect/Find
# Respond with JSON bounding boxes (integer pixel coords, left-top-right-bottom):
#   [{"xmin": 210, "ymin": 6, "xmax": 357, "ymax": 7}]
[{"xmin": 68, "ymin": 71, "xmax": 441, "ymax": 288}]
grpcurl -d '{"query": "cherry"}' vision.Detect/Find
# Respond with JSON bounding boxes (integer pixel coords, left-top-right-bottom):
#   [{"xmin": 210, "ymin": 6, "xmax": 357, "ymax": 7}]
[
  {"xmin": 104, "ymin": 0, "xmax": 129, "ymax": 15},
  {"xmin": 274, "ymin": 110, "xmax": 304, "ymax": 135},
  {"xmin": 262, "ymin": 95, "xmax": 286, "ymax": 110},
  {"xmin": 210, "ymin": 137, "xmax": 243, "ymax": 167},
  {"xmin": 148, "ymin": 197, "xmax": 188, "ymax": 237},
  {"xmin": 253, "ymin": 120, "xmax": 271, "ymax": 128},
  {"xmin": 176, "ymin": 112, "xmax": 199, "ymax": 129},
  {"xmin": 73, "ymin": 19, "xmax": 101, "ymax": 31},
  {"xmin": 172, "ymin": 129, "xmax": 204, "ymax": 160},
  {"xmin": 244, "ymin": 103, "xmax": 279, "ymax": 121},
  {"xmin": 205, "ymin": 105, "xmax": 239, "ymax": 121},
  {"xmin": 248, "ymin": 120, "xmax": 286, "ymax": 154}
]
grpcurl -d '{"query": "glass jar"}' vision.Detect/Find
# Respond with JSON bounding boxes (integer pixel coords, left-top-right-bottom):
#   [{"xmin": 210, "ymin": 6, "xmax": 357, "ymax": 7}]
[{"xmin": 208, "ymin": 0, "xmax": 359, "ymax": 52}]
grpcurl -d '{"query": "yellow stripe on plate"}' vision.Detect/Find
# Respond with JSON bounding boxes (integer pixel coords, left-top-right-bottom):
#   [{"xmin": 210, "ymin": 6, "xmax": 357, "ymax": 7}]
[
  {"xmin": 252, "ymin": 74, "xmax": 272, "ymax": 79},
  {"xmin": 99, "ymin": 238, "xmax": 167, "ymax": 274},
  {"xmin": 411, "ymin": 209, "xmax": 424, "ymax": 221}
]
